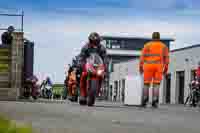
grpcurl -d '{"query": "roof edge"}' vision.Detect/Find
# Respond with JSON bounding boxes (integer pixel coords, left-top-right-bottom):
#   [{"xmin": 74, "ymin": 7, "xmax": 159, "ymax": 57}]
[
  {"xmin": 101, "ymin": 35, "xmax": 174, "ymax": 41},
  {"xmin": 171, "ymin": 44, "xmax": 200, "ymax": 52}
]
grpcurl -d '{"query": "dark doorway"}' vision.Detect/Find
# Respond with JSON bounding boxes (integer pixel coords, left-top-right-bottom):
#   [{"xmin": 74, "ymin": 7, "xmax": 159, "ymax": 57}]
[
  {"xmin": 177, "ymin": 71, "xmax": 185, "ymax": 104},
  {"xmin": 110, "ymin": 85, "xmax": 113, "ymax": 99},
  {"xmin": 114, "ymin": 81, "xmax": 118, "ymax": 101},
  {"xmin": 165, "ymin": 74, "xmax": 171, "ymax": 104},
  {"xmin": 122, "ymin": 79, "xmax": 125, "ymax": 102}
]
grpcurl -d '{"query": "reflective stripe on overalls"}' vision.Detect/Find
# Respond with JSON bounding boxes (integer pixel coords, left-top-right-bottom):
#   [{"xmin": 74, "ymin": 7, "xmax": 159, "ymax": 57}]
[{"xmin": 143, "ymin": 53, "xmax": 162, "ymax": 64}]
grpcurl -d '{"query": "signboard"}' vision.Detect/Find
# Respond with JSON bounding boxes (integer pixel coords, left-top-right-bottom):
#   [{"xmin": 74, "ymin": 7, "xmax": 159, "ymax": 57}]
[{"xmin": 124, "ymin": 75, "xmax": 143, "ymax": 105}]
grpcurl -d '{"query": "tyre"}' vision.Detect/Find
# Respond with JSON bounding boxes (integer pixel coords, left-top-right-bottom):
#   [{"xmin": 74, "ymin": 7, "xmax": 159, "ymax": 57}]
[
  {"xmin": 74, "ymin": 95, "xmax": 78, "ymax": 102},
  {"xmin": 73, "ymin": 87, "xmax": 79, "ymax": 102},
  {"xmin": 63, "ymin": 96, "xmax": 67, "ymax": 100},
  {"xmin": 42, "ymin": 89, "xmax": 46, "ymax": 98},
  {"xmin": 24, "ymin": 87, "xmax": 31, "ymax": 98},
  {"xmin": 87, "ymin": 80, "xmax": 98, "ymax": 106},
  {"xmin": 46, "ymin": 90, "xmax": 52, "ymax": 99},
  {"xmin": 192, "ymin": 92, "xmax": 198, "ymax": 107},
  {"xmin": 79, "ymin": 96, "xmax": 87, "ymax": 105},
  {"xmin": 32, "ymin": 96, "xmax": 37, "ymax": 100},
  {"xmin": 71, "ymin": 96, "xmax": 76, "ymax": 102},
  {"xmin": 68, "ymin": 96, "xmax": 73, "ymax": 101},
  {"xmin": 79, "ymin": 99, "xmax": 87, "ymax": 105}
]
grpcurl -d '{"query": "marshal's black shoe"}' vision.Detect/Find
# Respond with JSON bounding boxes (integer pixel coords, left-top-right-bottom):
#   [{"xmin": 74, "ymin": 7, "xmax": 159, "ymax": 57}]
[
  {"xmin": 152, "ymin": 100, "xmax": 158, "ymax": 108},
  {"xmin": 141, "ymin": 98, "xmax": 148, "ymax": 108}
]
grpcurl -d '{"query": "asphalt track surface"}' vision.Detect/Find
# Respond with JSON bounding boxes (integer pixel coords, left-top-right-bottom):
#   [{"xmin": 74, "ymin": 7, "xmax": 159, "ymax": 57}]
[{"xmin": 0, "ymin": 101, "xmax": 200, "ymax": 133}]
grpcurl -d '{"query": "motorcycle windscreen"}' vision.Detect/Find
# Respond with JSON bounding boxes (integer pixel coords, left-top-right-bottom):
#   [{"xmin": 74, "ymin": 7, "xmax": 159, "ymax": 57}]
[
  {"xmin": 86, "ymin": 53, "xmax": 103, "ymax": 70},
  {"xmin": 46, "ymin": 85, "xmax": 52, "ymax": 90}
]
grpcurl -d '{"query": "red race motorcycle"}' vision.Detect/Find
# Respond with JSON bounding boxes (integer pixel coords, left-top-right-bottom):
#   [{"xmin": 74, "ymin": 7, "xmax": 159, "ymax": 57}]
[{"xmin": 82, "ymin": 53, "xmax": 105, "ymax": 106}]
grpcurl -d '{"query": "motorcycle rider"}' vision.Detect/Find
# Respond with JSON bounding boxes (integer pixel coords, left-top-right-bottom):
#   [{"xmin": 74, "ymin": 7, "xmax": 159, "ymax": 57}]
[
  {"xmin": 43, "ymin": 76, "xmax": 53, "ymax": 86},
  {"xmin": 41, "ymin": 76, "xmax": 53, "ymax": 97},
  {"xmin": 68, "ymin": 67, "xmax": 77, "ymax": 101},
  {"xmin": 24, "ymin": 75, "xmax": 39, "ymax": 99},
  {"xmin": 79, "ymin": 32, "xmax": 107, "ymax": 104}
]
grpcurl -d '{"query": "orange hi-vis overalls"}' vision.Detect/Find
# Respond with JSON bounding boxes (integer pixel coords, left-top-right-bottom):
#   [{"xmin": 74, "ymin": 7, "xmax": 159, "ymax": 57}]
[
  {"xmin": 68, "ymin": 71, "xmax": 77, "ymax": 96},
  {"xmin": 139, "ymin": 41, "xmax": 169, "ymax": 84}
]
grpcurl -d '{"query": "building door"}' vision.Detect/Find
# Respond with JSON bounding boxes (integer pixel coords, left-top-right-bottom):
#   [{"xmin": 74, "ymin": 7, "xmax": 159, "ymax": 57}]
[
  {"xmin": 122, "ymin": 79, "xmax": 125, "ymax": 102},
  {"xmin": 177, "ymin": 71, "xmax": 185, "ymax": 104},
  {"xmin": 119, "ymin": 80, "xmax": 121, "ymax": 101},
  {"xmin": 165, "ymin": 74, "xmax": 171, "ymax": 104},
  {"xmin": 110, "ymin": 85, "xmax": 113, "ymax": 99},
  {"xmin": 114, "ymin": 81, "xmax": 118, "ymax": 101}
]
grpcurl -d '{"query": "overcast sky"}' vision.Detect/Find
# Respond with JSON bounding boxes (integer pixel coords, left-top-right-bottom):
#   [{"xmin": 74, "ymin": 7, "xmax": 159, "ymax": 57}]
[{"xmin": 0, "ymin": 0, "xmax": 200, "ymax": 83}]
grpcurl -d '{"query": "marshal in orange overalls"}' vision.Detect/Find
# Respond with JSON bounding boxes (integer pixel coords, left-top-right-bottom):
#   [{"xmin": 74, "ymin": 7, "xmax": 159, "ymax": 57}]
[
  {"xmin": 139, "ymin": 41, "xmax": 169, "ymax": 84},
  {"xmin": 139, "ymin": 32, "xmax": 170, "ymax": 108}
]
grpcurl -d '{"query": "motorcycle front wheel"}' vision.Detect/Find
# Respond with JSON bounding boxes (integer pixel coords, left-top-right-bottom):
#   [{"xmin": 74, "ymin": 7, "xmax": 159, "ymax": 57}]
[
  {"xmin": 46, "ymin": 90, "xmax": 52, "ymax": 99},
  {"xmin": 87, "ymin": 80, "xmax": 98, "ymax": 106},
  {"xmin": 24, "ymin": 87, "xmax": 31, "ymax": 98}
]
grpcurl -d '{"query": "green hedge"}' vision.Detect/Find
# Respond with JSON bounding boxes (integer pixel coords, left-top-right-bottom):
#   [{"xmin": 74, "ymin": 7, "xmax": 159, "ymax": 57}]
[
  {"xmin": 52, "ymin": 84, "xmax": 64, "ymax": 95},
  {"xmin": 0, "ymin": 115, "xmax": 33, "ymax": 133}
]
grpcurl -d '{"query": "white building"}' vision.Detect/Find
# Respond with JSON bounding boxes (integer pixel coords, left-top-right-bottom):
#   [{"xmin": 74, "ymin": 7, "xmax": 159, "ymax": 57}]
[
  {"xmin": 109, "ymin": 44, "xmax": 200, "ymax": 104},
  {"xmin": 101, "ymin": 35, "xmax": 173, "ymax": 100}
]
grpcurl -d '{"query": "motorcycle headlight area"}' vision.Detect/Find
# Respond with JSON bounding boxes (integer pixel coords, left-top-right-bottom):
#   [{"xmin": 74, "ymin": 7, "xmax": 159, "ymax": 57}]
[{"xmin": 97, "ymin": 69, "xmax": 103, "ymax": 75}]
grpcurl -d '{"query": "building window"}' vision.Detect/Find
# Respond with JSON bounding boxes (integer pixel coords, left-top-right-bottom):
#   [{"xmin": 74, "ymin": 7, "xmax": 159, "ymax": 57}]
[
  {"xmin": 112, "ymin": 45, "xmax": 116, "ymax": 49},
  {"xmin": 109, "ymin": 62, "xmax": 114, "ymax": 72},
  {"xmin": 102, "ymin": 40, "xmax": 106, "ymax": 47},
  {"xmin": 105, "ymin": 40, "xmax": 111, "ymax": 49},
  {"xmin": 114, "ymin": 81, "xmax": 118, "ymax": 101},
  {"xmin": 112, "ymin": 44, "xmax": 120, "ymax": 49},
  {"xmin": 116, "ymin": 45, "xmax": 120, "ymax": 49},
  {"xmin": 106, "ymin": 44, "xmax": 111, "ymax": 49},
  {"xmin": 121, "ymin": 40, "xmax": 125, "ymax": 48}
]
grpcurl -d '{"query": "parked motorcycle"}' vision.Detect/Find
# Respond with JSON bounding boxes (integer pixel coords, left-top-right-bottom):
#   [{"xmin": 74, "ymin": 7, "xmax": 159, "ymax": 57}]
[
  {"xmin": 79, "ymin": 53, "xmax": 105, "ymax": 106},
  {"xmin": 184, "ymin": 80, "xmax": 200, "ymax": 107}
]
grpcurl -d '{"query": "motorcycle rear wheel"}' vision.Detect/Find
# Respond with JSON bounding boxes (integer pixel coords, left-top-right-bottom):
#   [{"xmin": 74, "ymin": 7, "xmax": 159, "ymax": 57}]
[
  {"xmin": 32, "ymin": 96, "xmax": 37, "ymax": 100},
  {"xmin": 79, "ymin": 98, "xmax": 87, "ymax": 105}
]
